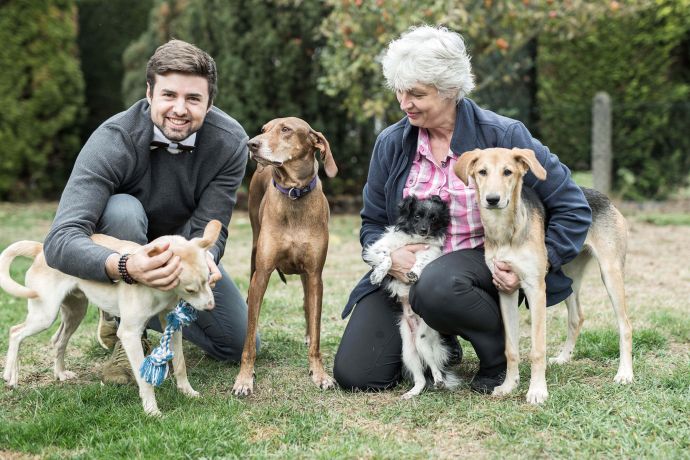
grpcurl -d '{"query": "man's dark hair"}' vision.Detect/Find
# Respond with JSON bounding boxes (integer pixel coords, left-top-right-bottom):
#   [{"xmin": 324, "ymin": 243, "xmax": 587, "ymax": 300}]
[{"xmin": 146, "ymin": 39, "xmax": 217, "ymax": 105}]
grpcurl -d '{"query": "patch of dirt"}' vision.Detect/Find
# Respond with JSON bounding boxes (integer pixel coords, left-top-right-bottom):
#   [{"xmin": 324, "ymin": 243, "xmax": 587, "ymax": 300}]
[{"xmin": 0, "ymin": 451, "xmax": 41, "ymax": 460}]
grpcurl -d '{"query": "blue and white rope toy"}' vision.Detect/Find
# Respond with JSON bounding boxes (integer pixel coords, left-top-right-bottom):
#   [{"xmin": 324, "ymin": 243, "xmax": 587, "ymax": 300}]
[{"xmin": 140, "ymin": 300, "xmax": 198, "ymax": 387}]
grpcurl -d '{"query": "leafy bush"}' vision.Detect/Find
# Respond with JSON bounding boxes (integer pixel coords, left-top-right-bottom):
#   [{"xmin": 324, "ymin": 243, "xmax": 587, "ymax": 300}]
[
  {"xmin": 0, "ymin": 0, "xmax": 85, "ymax": 200},
  {"xmin": 537, "ymin": 0, "xmax": 690, "ymax": 198}
]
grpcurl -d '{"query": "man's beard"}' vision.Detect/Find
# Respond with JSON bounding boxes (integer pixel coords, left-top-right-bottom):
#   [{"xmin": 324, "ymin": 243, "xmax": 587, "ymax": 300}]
[{"xmin": 156, "ymin": 120, "xmax": 192, "ymax": 142}]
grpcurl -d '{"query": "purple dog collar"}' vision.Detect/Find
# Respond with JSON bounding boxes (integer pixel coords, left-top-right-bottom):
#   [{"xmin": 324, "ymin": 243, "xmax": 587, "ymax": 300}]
[{"xmin": 272, "ymin": 176, "xmax": 317, "ymax": 200}]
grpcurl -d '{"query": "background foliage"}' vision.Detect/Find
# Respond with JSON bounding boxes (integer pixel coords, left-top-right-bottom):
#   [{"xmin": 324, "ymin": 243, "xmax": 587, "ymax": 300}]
[
  {"xmin": 77, "ymin": 0, "xmax": 153, "ymax": 141},
  {"xmin": 0, "ymin": 0, "xmax": 84, "ymax": 200},
  {"xmin": 0, "ymin": 0, "xmax": 688, "ymax": 200},
  {"xmin": 537, "ymin": 0, "xmax": 690, "ymax": 199},
  {"xmin": 121, "ymin": 0, "xmax": 375, "ymax": 194}
]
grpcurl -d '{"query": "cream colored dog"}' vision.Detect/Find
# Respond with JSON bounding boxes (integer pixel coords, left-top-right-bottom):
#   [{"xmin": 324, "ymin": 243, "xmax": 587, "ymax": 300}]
[
  {"xmin": 0, "ymin": 220, "xmax": 221, "ymax": 416},
  {"xmin": 455, "ymin": 148, "xmax": 632, "ymax": 405}
]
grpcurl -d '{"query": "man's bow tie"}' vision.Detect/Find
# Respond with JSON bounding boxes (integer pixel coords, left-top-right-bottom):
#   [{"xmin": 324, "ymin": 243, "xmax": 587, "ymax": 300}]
[{"xmin": 150, "ymin": 140, "xmax": 195, "ymax": 154}]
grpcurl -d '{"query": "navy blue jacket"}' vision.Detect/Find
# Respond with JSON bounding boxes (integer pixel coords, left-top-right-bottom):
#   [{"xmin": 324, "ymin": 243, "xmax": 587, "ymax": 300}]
[{"xmin": 343, "ymin": 98, "xmax": 592, "ymax": 318}]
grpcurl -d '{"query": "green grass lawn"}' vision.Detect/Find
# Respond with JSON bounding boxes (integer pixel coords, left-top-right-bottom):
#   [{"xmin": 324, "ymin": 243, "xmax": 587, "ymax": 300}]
[{"xmin": 0, "ymin": 202, "xmax": 688, "ymax": 459}]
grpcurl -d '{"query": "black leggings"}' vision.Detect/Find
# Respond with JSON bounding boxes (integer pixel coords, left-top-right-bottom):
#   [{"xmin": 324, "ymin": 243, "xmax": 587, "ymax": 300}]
[{"xmin": 333, "ymin": 248, "xmax": 505, "ymax": 391}]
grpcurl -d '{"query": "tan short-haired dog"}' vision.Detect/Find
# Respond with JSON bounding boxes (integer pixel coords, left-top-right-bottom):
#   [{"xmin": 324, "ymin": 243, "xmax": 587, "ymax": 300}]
[
  {"xmin": 0, "ymin": 220, "xmax": 221, "ymax": 416},
  {"xmin": 455, "ymin": 148, "xmax": 632, "ymax": 404},
  {"xmin": 232, "ymin": 117, "xmax": 338, "ymax": 396}
]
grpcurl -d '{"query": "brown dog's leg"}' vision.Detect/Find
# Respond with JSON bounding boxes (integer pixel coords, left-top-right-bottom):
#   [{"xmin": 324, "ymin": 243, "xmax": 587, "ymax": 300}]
[
  {"xmin": 300, "ymin": 274, "xmax": 310, "ymax": 346},
  {"xmin": 304, "ymin": 273, "xmax": 335, "ymax": 389},
  {"xmin": 232, "ymin": 269, "xmax": 271, "ymax": 396}
]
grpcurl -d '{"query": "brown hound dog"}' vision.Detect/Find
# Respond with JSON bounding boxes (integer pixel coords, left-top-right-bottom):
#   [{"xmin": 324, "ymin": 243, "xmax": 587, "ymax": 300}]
[
  {"xmin": 232, "ymin": 117, "xmax": 338, "ymax": 396},
  {"xmin": 455, "ymin": 148, "xmax": 632, "ymax": 404}
]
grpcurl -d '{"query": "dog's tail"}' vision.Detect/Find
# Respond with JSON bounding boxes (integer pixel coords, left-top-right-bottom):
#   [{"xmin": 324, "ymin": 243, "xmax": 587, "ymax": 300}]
[
  {"xmin": 442, "ymin": 370, "xmax": 462, "ymax": 390},
  {"xmin": 0, "ymin": 241, "xmax": 42, "ymax": 298}
]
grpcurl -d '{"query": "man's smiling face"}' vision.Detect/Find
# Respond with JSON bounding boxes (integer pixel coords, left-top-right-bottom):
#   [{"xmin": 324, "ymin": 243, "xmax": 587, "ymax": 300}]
[{"xmin": 146, "ymin": 72, "xmax": 211, "ymax": 142}]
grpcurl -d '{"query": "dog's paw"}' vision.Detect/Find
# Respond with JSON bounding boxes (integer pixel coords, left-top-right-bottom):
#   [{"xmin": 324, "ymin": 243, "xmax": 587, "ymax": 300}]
[
  {"xmin": 549, "ymin": 352, "xmax": 572, "ymax": 365},
  {"xmin": 232, "ymin": 373, "xmax": 255, "ymax": 397},
  {"xmin": 369, "ymin": 270, "xmax": 385, "ymax": 285},
  {"xmin": 4, "ymin": 369, "xmax": 18, "ymax": 388},
  {"xmin": 145, "ymin": 407, "xmax": 163, "ymax": 417},
  {"xmin": 401, "ymin": 384, "xmax": 425, "ymax": 399},
  {"xmin": 525, "ymin": 386, "xmax": 549, "ymax": 405},
  {"xmin": 56, "ymin": 370, "xmax": 77, "ymax": 382},
  {"xmin": 143, "ymin": 402, "xmax": 162, "ymax": 417},
  {"xmin": 401, "ymin": 391, "xmax": 417, "ymax": 400},
  {"xmin": 178, "ymin": 383, "xmax": 200, "ymax": 398},
  {"xmin": 310, "ymin": 370, "xmax": 336, "ymax": 390},
  {"xmin": 492, "ymin": 381, "xmax": 517, "ymax": 397},
  {"xmin": 614, "ymin": 369, "xmax": 634, "ymax": 385}
]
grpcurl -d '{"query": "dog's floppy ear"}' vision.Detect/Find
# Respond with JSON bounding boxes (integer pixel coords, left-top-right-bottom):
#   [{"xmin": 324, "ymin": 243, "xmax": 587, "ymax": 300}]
[
  {"xmin": 430, "ymin": 195, "xmax": 444, "ymax": 206},
  {"xmin": 512, "ymin": 148, "xmax": 546, "ymax": 180},
  {"xmin": 397, "ymin": 195, "xmax": 417, "ymax": 219},
  {"xmin": 197, "ymin": 220, "xmax": 222, "ymax": 249},
  {"xmin": 454, "ymin": 149, "xmax": 481, "ymax": 185},
  {"xmin": 309, "ymin": 129, "xmax": 338, "ymax": 178}
]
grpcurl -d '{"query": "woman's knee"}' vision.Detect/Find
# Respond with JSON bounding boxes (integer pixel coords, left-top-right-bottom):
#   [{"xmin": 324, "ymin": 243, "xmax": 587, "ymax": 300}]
[
  {"xmin": 410, "ymin": 255, "xmax": 500, "ymax": 334},
  {"xmin": 97, "ymin": 194, "xmax": 148, "ymax": 243},
  {"xmin": 333, "ymin": 347, "xmax": 400, "ymax": 391}
]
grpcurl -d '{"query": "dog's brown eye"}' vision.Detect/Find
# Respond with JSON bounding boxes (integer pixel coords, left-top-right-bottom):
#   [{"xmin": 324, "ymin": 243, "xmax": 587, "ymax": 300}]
[
  {"xmin": 184, "ymin": 288, "xmax": 197, "ymax": 294},
  {"xmin": 281, "ymin": 126, "xmax": 291, "ymax": 133},
  {"xmin": 503, "ymin": 169, "xmax": 512, "ymax": 177},
  {"xmin": 478, "ymin": 169, "xmax": 487, "ymax": 176}
]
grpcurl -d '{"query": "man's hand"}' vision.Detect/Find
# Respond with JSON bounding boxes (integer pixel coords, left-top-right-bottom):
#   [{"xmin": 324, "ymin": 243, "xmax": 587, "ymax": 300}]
[
  {"xmin": 206, "ymin": 251, "xmax": 222, "ymax": 288},
  {"xmin": 492, "ymin": 260, "xmax": 520, "ymax": 294},
  {"xmin": 389, "ymin": 244, "xmax": 428, "ymax": 283},
  {"xmin": 126, "ymin": 242, "xmax": 182, "ymax": 291}
]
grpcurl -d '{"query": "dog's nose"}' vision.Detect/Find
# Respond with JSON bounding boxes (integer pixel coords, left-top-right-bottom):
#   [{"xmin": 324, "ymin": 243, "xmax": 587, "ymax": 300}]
[
  {"xmin": 207, "ymin": 299, "xmax": 215, "ymax": 310},
  {"xmin": 247, "ymin": 138, "xmax": 260, "ymax": 152},
  {"xmin": 486, "ymin": 194, "xmax": 501, "ymax": 206}
]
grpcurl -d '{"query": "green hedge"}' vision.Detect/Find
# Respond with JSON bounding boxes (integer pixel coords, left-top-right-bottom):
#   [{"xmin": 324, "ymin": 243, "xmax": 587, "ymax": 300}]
[
  {"xmin": 77, "ymin": 0, "xmax": 153, "ymax": 142},
  {"xmin": 537, "ymin": 1, "xmax": 690, "ymax": 199},
  {"xmin": 0, "ymin": 0, "xmax": 85, "ymax": 200}
]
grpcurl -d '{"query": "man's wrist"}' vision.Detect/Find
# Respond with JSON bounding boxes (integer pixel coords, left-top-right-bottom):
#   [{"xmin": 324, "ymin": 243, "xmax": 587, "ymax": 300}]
[
  {"xmin": 117, "ymin": 254, "xmax": 137, "ymax": 284},
  {"xmin": 105, "ymin": 253, "xmax": 121, "ymax": 283}
]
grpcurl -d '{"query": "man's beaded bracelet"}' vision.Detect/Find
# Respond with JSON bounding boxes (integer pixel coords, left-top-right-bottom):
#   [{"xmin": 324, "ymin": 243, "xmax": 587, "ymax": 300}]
[{"xmin": 117, "ymin": 254, "xmax": 137, "ymax": 285}]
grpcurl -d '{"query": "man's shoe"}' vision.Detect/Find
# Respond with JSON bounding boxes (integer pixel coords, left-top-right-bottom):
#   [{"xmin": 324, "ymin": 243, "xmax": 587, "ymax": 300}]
[
  {"xmin": 101, "ymin": 337, "xmax": 152, "ymax": 385},
  {"xmin": 96, "ymin": 310, "xmax": 118, "ymax": 350},
  {"xmin": 443, "ymin": 335, "xmax": 463, "ymax": 366},
  {"xmin": 470, "ymin": 366, "xmax": 507, "ymax": 394}
]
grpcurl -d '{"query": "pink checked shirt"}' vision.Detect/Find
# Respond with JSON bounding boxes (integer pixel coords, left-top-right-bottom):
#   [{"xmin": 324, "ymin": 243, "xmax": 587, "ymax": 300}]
[{"xmin": 402, "ymin": 128, "xmax": 485, "ymax": 253}]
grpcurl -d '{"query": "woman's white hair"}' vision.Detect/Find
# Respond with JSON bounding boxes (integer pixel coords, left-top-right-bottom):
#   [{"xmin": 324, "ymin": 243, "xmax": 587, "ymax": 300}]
[{"xmin": 382, "ymin": 25, "xmax": 475, "ymax": 102}]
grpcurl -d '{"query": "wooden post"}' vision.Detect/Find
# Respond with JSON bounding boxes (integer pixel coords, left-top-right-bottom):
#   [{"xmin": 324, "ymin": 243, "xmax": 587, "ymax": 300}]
[{"xmin": 592, "ymin": 91, "xmax": 612, "ymax": 194}]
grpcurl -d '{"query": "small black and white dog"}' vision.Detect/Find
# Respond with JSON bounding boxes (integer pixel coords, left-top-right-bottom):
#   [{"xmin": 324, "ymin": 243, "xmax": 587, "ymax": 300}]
[{"xmin": 364, "ymin": 195, "xmax": 459, "ymax": 398}]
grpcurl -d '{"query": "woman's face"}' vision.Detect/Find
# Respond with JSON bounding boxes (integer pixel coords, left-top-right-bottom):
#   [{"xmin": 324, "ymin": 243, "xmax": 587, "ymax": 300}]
[{"xmin": 396, "ymin": 83, "xmax": 456, "ymax": 129}]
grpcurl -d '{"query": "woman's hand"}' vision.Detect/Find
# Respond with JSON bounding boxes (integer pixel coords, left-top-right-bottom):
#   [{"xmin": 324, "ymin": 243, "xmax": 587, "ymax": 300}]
[
  {"xmin": 492, "ymin": 260, "xmax": 520, "ymax": 294},
  {"xmin": 389, "ymin": 244, "xmax": 429, "ymax": 283}
]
